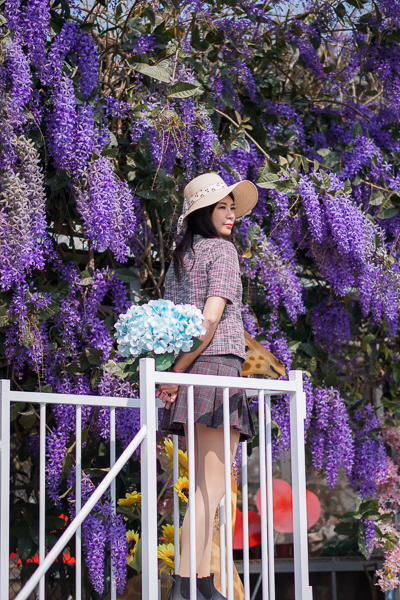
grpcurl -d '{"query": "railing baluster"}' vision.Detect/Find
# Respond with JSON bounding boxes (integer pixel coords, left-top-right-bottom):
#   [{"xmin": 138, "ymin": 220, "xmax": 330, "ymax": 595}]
[
  {"xmin": 223, "ymin": 387, "xmax": 234, "ymax": 600},
  {"xmin": 258, "ymin": 390, "xmax": 269, "ymax": 600},
  {"xmin": 110, "ymin": 406, "xmax": 116, "ymax": 600},
  {"xmin": 39, "ymin": 403, "xmax": 46, "ymax": 600},
  {"xmin": 219, "ymin": 497, "xmax": 226, "ymax": 596},
  {"xmin": 16, "ymin": 426, "xmax": 148, "ymax": 600},
  {"xmin": 241, "ymin": 440, "xmax": 250, "ymax": 600},
  {"xmin": 289, "ymin": 371, "xmax": 313, "ymax": 600},
  {"xmin": 76, "ymin": 405, "xmax": 82, "ymax": 600},
  {"xmin": 265, "ymin": 395, "xmax": 275, "ymax": 600},
  {"xmin": 0, "ymin": 379, "xmax": 10, "ymax": 600},
  {"xmin": 187, "ymin": 384, "xmax": 196, "ymax": 600},
  {"xmin": 140, "ymin": 358, "xmax": 158, "ymax": 600},
  {"xmin": 173, "ymin": 434, "xmax": 180, "ymax": 572}
]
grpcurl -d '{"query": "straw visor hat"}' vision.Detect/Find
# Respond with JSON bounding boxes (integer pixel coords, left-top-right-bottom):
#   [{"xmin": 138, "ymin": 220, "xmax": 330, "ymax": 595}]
[{"xmin": 177, "ymin": 172, "xmax": 258, "ymax": 234}]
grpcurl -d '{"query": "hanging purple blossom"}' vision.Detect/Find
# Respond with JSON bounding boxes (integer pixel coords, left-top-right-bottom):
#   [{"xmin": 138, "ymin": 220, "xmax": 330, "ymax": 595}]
[
  {"xmin": 311, "ymin": 300, "xmax": 351, "ymax": 354},
  {"xmin": 75, "ymin": 157, "xmax": 137, "ymax": 261}
]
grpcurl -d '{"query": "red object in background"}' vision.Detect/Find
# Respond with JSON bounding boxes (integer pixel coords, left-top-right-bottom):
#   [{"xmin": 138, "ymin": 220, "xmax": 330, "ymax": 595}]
[
  {"xmin": 9, "ymin": 551, "xmax": 75, "ymax": 565},
  {"xmin": 233, "ymin": 508, "xmax": 262, "ymax": 549},
  {"xmin": 255, "ymin": 479, "xmax": 321, "ymax": 533}
]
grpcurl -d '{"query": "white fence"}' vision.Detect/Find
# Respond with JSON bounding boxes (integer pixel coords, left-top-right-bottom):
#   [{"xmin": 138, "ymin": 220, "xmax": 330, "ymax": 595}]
[{"xmin": 0, "ymin": 358, "xmax": 313, "ymax": 600}]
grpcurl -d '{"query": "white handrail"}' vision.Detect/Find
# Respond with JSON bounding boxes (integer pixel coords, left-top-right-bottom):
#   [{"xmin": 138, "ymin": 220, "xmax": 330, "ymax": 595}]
[
  {"xmin": 1, "ymin": 360, "xmax": 312, "ymax": 600},
  {"xmin": 154, "ymin": 370, "xmax": 304, "ymax": 392}
]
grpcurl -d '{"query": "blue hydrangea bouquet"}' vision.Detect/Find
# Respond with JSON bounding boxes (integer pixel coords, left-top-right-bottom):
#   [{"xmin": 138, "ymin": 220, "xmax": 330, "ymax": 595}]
[{"xmin": 114, "ymin": 299, "xmax": 205, "ymax": 371}]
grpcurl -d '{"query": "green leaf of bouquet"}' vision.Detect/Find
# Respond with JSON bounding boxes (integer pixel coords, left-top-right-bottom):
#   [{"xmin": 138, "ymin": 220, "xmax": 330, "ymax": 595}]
[
  {"xmin": 128, "ymin": 61, "xmax": 171, "ymax": 83},
  {"xmin": 167, "ymin": 82, "xmax": 201, "ymax": 98},
  {"xmin": 155, "ymin": 353, "xmax": 175, "ymax": 371},
  {"xmin": 189, "ymin": 337, "xmax": 203, "ymax": 353}
]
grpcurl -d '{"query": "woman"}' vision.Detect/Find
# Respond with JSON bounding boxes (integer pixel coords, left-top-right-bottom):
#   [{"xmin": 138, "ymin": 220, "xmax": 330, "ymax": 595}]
[{"xmin": 157, "ymin": 172, "xmax": 258, "ymax": 600}]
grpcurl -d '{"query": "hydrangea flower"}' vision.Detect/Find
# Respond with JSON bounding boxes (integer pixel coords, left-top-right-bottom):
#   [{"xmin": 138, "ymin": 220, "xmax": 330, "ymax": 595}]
[{"xmin": 115, "ymin": 299, "xmax": 206, "ymax": 357}]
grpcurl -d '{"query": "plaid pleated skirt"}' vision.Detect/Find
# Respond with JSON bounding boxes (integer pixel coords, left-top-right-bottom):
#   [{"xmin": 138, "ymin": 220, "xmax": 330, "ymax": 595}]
[{"xmin": 160, "ymin": 354, "xmax": 255, "ymax": 442}]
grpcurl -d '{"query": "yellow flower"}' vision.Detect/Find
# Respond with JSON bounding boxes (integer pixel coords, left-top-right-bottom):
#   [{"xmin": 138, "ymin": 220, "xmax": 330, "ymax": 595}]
[
  {"xmin": 126, "ymin": 530, "xmax": 140, "ymax": 566},
  {"xmin": 158, "ymin": 543, "xmax": 175, "ymax": 573},
  {"xmin": 118, "ymin": 491, "xmax": 141, "ymax": 507},
  {"xmin": 164, "ymin": 438, "xmax": 188, "ymax": 477},
  {"xmin": 174, "ymin": 477, "xmax": 189, "ymax": 503},
  {"xmin": 162, "ymin": 523, "xmax": 181, "ymax": 544}
]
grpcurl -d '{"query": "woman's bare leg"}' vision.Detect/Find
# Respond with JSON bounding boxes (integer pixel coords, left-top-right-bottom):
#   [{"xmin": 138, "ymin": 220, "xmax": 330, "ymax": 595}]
[{"xmin": 177, "ymin": 424, "xmax": 239, "ymax": 578}]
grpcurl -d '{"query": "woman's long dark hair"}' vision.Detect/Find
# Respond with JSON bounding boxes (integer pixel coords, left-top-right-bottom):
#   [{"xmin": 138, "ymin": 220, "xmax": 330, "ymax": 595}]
[{"xmin": 173, "ymin": 195, "xmax": 235, "ymax": 280}]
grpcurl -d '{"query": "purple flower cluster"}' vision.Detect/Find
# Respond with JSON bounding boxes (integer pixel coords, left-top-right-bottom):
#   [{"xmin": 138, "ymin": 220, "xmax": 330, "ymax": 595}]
[
  {"xmin": 349, "ymin": 405, "xmax": 388, "ymax": 498},
  {"xmin": 311, "ymin": 300, "xmax": 351, "ymax": 354},
  {"xmin": 46, "ymin": 77, "xmax": 98, "ymax": 174},
  {"xmin": 362, "ymin": 519, "xmax": 376, "ymax": 559},
  {"xmin": 239, "ymin": 222, "xmax": 305, "ymax": 323},
  {"xmin": 0, "ymin": 135, "xmax": 48, "ymax": 290},
  {"xmin": 132, "ymin": 34, "xmax": 157, "ymax": 55},
  {"xmin": 309, "ymin": 386, "xmax": 354, "ymax": 487},
  {"xmin": 75, "ymin": 158, "xmax": 137, "ymax": 261},
  {"xmin": 82, "ymin": 501, "xmax": 128, "ymax": 594},
  {"xmin": 5, "ymin": 0, "xmax": 50, "ymax": 70}
]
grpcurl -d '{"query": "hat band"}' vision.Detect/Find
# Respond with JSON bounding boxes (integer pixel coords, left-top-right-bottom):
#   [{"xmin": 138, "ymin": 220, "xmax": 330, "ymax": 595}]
[{"xmin": 184, "ymin": 181, "xmax": 227, "ymax": 213}]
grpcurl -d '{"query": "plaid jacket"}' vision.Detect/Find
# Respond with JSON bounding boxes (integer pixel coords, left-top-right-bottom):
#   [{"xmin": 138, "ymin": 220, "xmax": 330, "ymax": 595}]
[{"xmin": 164, "ymin": 235, "xmax": 246, "ymax": 360}]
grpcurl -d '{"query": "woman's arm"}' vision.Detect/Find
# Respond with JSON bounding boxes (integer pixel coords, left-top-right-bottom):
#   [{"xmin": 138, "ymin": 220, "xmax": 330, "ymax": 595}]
[
  {"xmin": 174, "ymin": 296, "xmax": 227, "ymax": 372},
  {"xmin": 156, "ymin": 296, "xmax": 227, "ymax": 408}
]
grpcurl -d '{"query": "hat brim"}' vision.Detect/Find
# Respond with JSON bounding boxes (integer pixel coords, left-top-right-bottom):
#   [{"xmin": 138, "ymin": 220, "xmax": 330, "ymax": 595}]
[{"xmin": 183, "ymin": 180, "xmax": 258, "ymax": 222}]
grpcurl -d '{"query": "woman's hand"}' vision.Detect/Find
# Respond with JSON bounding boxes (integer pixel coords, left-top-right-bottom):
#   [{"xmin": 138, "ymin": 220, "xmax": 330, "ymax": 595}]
[{"xmin": 156, "ymin": 383, "xmax": 179, "ymax": 410}]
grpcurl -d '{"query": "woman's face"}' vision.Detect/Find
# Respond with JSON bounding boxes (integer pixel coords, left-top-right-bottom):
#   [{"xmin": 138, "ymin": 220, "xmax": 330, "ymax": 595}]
[{"xmin": 211, "ymin": 195, "xmax": 236, "ymax": 237}]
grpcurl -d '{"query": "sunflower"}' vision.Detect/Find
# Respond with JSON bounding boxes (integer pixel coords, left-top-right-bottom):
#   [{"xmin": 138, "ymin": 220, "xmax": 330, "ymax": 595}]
[
  {"xmin": 126, "ymin": 530, "xmax": 140, "ymax": 566},
  {"xmin": 174, "ymin": 477, "xmax": 189, "ymax": 503},
  {"xmin": 162, "ymin": 523, "xmax": 182, "ymax": 544},
  {"xmin": 164, "ymin": 438, "xmax": 188, "ymax": 477},
  {"xmin": 118, "ymin": 491, "xmax": 141, "ymax": 507},
  {"xmin": 158, "ymin": 543, "xmax": 175, "ymax": 573}
]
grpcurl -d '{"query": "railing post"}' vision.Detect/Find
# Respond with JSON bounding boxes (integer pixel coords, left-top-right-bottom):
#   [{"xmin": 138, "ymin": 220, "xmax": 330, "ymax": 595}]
[
  {"xmin": 289, "ymin": 370, "xmax": 313, "ymax": 600},
  {"xmin": 0, "ymin": 379, "xmax": 11, "ymax": 600},
  {"xmin": 140, "ymin": 358, "xmax": 159, "ymax": 599}
]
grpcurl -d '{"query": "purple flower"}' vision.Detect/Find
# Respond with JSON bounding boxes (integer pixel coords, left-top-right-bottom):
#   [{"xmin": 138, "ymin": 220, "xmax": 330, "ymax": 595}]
[
  {"xmin": 349, "ymin": 405, "xmax": 387, "ymax": 498},
  {"xmin": 311, "ymin": 300, "xmax": 351, "ymax": 354},
  {"xmin": 75, "ymin": 157, "xmax": 137, "ymax": 261}
]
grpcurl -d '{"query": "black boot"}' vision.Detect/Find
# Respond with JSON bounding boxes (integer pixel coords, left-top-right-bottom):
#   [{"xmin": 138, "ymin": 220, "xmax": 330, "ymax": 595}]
[
  {"xmin": 209, "ymin": 574, "xmax": 228, "ymax": 600},
  {"xmin": 169, "ymin": 574, "xmax": 208, "ymax": 600}
]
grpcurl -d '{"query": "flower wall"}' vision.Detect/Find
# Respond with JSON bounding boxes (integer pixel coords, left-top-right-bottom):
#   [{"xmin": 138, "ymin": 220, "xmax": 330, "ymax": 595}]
[{"xmin": 1, "ymin": 0, "xmax": 400, "ymax": 594}]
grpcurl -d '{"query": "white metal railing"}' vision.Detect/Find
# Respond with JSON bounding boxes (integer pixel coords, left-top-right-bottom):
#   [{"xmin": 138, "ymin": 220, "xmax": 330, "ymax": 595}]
[{"xmin": 0, "ymin": 358, "xmax": 313, "ymax": 600}]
